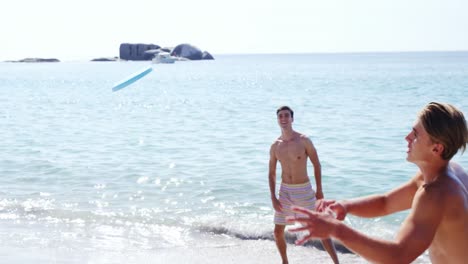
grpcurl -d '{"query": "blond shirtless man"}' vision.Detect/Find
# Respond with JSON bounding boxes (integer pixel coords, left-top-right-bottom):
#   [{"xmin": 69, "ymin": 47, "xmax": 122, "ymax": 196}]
[
  {"xmin": 269, "ymin": 106, "xmax": 339, "ymax": 264},
  {"xmin": 288, "ymin": 102, "xmax": 468, "ymax": 264}
]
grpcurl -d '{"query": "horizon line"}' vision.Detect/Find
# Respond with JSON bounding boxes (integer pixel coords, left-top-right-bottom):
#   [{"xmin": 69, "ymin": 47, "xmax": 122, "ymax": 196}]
[{"xmin": 2, "ymin": 49, "xmax": 468, "ymax": 63}]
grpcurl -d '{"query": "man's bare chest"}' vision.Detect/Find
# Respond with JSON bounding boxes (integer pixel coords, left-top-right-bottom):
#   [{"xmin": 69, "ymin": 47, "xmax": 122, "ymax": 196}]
[{"xmin": 276, "ymin": 142, "xmax": 306, "ymax": 161}]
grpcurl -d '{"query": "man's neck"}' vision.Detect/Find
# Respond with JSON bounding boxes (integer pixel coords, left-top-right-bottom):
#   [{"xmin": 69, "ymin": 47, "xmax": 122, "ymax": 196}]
[
  {"xmin": 419, "ymin": 160, "xmax": 450, "ymax": 184},
  {"xmin": 281, "ymin": 129, "xmax": 295, "ymax": 141}
]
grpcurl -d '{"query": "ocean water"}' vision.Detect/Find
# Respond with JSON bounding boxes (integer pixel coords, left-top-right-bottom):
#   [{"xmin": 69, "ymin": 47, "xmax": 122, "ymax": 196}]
[{"xmin": 1, "ymin": 52, "xmax": 467, "ymax": 263}]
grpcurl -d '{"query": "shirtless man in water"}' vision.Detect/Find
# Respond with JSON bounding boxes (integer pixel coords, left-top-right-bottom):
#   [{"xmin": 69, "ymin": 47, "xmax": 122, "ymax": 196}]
[
  {"xmin": 269, "ymin": 106, "xmax": 339, "ymax": 264},
  {"xmin": 288, "ymin": 102, "xmax": 468, "ymax": 264}
]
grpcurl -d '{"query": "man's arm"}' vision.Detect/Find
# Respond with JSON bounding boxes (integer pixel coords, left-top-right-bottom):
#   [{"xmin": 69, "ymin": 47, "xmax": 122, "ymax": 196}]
[
  {"xmin": 304, "ymin": 137, "xmax": 323, "ymax": 198},
  {"xmin": 290, "ymin": 186, "xmax": 443, "ymax": 263},
  {"xmin": 335, "ymin": 185, "xmax": 443, "ymax": 263},
  {"xmin": 269, "ymin": 143, "xmax": 282, "ymax": 211},
  {"xmin": 342, "ymin": 173, "xmax": 420, "ymax": 218}
]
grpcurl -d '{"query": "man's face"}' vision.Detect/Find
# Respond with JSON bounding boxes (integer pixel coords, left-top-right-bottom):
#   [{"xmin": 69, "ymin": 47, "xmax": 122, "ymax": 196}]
[
  {"xmin": 405, "ymin": 120, "xmax": 434, "ymax": 163},
  {"xmin": 277, "ymin": 110, "xmax": 293, "ymax": 128}
]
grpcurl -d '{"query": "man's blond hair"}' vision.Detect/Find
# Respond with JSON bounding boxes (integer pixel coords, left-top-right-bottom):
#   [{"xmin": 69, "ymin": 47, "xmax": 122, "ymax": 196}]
[{"xmin": 419, "ymin": 102, "xmax": 468, "ymax": 160}]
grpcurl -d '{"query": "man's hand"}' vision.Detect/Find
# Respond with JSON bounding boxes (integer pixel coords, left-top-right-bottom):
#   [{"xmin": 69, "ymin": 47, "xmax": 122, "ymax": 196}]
[
  {"xmin": 271, "ymin": 196, "xmax": 283, "ymax": 212},
  {"xmin": 316, "ymin": 199, "xmax": 348, "ymax": 220},
  {"xmin": 287, "ymin": 206, "xmax": 339, "ymax": 245}
]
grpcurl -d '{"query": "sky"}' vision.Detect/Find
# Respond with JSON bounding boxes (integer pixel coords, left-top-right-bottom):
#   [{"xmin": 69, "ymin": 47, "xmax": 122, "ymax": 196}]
[{"xmin": 1, "ymin": 0, "xmax": 468, "ymax": 61}]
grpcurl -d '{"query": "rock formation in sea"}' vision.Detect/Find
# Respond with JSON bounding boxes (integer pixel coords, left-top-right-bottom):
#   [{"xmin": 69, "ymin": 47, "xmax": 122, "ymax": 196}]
[
  {"xmin": 170, "ymin": 43, "xmax": 203, "ymax": 60},
  {"xmin": 119, "ymin": 43, "xmax": 214, "ymax": 61},
  {"xmin": 119, "ymin": 43, "xmax": 161, "ymax": 61},
  {"xmin": 202, "ymin": 51, "xmax": 214, "ymax": 60},
  {"xmin": 91, "ymin": 57, "xmax": 119, "ymax": 62},
  {"xmin": 5, "ymin": 58, "xmax": 60, "ymax": 63}
]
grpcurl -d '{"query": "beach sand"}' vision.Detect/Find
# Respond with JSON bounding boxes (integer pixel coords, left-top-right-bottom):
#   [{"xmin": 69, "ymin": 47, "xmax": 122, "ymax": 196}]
[
  {"xmin": 0, "ymin": 237, "xmax": 371, "ymax": 264},
  {"xmin": 0, "ymin": 236, "xmax": 433, "ymax": 264}
]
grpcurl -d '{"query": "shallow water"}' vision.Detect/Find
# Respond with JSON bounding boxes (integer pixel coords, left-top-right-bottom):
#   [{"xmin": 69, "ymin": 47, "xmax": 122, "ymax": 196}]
[{"xmin": 1, "ymin": 52, "xmax": 467, "ymax": 263}]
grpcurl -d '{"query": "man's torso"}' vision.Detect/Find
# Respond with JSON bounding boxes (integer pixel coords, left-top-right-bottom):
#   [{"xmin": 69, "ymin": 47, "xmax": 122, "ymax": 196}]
[
  {"xmin": 275, "ymin": 133, "xmax": 310, "ymax": 184},
  {"xmin": 420, "ymin": 164, "xmax": 468, "ymax": 263}
]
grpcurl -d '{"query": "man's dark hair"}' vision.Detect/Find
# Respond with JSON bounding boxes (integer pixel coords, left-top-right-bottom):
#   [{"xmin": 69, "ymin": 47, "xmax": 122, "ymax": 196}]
[{"xmin": 276, "ymin": 106, "xmax": 294, "ymax": 118}]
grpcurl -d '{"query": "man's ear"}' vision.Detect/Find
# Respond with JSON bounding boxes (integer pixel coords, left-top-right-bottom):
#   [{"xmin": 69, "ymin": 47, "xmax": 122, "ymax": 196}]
[{"xmin": 432, "ymin": 143, "xmax": 444, "ymax": 157}]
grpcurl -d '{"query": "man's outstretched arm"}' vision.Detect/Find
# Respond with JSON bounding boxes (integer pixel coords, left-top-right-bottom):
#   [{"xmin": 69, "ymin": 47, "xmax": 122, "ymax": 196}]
[
  {"xmin": 327, "ymin": 173, "xmax": 420, "ymax": 219},
  {"xmin": 290, "ymin": 182, "xmax": 443, "ymax": 263}
]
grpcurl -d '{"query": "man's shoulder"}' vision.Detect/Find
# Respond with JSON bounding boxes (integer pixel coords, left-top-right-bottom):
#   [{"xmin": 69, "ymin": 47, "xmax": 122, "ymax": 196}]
[
  {"xmin": 418, "ymin": 176, "xmax": 465, "ymax": 209},
  {"xmin": 434, "ymin": 175, "xmax": 468, "ymax": 223},
  {"xmin": 295, "ymin": 132, "xmax": 311, "ymax": 140},
  {"xmin": 272, "ymin": 136, "xmax": 283, "ymax": 143},
  {"xmin": 298, "ymin": 134, "xmax": 314, "ymax": 147},
  {"xmin": 271, "ymin": 137, "xmax": 282, "ymax": 147},
  {"xmin": 450, "ymin": 162, "xmax": 468, "ymax": 187}
]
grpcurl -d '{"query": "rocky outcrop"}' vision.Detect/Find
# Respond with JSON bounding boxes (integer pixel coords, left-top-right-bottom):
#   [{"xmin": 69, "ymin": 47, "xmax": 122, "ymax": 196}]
[
  {"xmin": 171, "ymin": 44, "xmax": 214, "ymax": 60},
  {"xmin": 91, "ymin": 57, "xmax": 119, "ymax": 62},
  {"xmin": 170, "ymin": 44, "xmax": 203, "ymax": 60},
  {"xmin": 119, "ymin": 43, "xmax": 214, "ymax": 61},
  {"xmin": 6, "ymin": 58, "xmax": 60, "ymax": 63},
  {"xmin": 119, "ymin": 43, "xmax": 161, "ymax": 61},
  {"xmin": 202, "ymin": 51, "xmax": 214, "ymax": 60}
]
